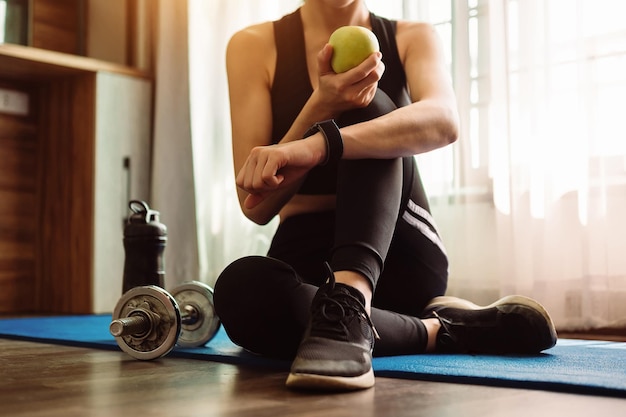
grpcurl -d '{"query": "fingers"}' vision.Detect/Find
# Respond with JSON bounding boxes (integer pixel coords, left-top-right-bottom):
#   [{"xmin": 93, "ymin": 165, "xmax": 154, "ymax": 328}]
[
  {"xmin": 347, "ymin": 52, "xmax": 383, "ymax": 82},
  {"xmin": 351, "ymin": 53, "xmax": 385, "ymax": 90},
  {"xmin": 332, "ymin": 54, "xmax": 383, "ymax": 109},
  {"xmin": 317, "ymin": 44, "xmax": 335, "ymax": 75},
  {"xmin": 341, "ymin": 51, "xmax": 383, "ymax": 83},
  {"xmin": 236, "ymin": 147, "xmax": 284, "ymax": 195},
  {"xmin": 317, "ymin": 49, "xmax": 384, "ymax": 111},
  {"xmin": 238, "ymin": 153, "xmax": 283, "ymax": 210}
]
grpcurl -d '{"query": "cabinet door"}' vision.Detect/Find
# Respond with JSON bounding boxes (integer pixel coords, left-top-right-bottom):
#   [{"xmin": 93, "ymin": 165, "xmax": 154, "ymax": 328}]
[{"xmin": 92, "ymin": 72, "xmax": 152, "ymax": 313}]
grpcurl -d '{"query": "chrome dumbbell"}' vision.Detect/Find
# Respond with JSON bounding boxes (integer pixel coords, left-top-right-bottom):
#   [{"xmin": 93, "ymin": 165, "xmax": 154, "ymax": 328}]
[{"xmin": 109, "ymin": 281, "xmax": 220, "ymax": 360}]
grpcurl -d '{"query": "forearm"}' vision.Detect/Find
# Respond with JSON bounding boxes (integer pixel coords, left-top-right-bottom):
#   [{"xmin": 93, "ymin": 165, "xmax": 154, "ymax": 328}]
[
  {"xmin": 238, "ymin": 182, "xmax": 302, "ymax": 225},
  {"xmin": 339, "ymin": 98, "xmax": 459, "ymax": 159}
]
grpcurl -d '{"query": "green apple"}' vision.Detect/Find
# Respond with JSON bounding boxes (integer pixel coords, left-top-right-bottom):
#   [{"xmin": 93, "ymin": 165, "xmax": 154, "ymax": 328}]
[{"xmin": 328, "ymin": 26, "xmax": 380, "ymax": 73}]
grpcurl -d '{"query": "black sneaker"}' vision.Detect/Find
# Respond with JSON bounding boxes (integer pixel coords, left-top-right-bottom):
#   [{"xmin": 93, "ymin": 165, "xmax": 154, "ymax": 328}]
[
  {"xmin": 286, "ymin": 263, "xmax": 379, "ymax": 391},
  {"xmin": 422, "ymin": 295, "xmax": 557, "ymax": 354}
]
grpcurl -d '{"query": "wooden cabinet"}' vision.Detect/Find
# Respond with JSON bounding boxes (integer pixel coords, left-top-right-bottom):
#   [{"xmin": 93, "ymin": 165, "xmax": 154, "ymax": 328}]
[{"xmin": 0, "ymin": 44, "xmax": 152, "ymax": 314}]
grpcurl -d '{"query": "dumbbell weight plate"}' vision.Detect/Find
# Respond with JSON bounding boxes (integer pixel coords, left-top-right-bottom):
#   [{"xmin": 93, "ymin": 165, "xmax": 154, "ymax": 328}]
[
  {"xmin": 170, "ymin": 281, "xmax": 220, "ymax": 348},
  {"xmin": 111, "ymin": 285, "xmax": 181, "ymax": 360}
]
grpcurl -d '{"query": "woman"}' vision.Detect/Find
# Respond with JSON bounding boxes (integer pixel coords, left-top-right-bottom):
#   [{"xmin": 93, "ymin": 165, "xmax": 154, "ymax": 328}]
[{"xmin": 214, "ymin": 0, "xmax": 557, "ymax": 391}]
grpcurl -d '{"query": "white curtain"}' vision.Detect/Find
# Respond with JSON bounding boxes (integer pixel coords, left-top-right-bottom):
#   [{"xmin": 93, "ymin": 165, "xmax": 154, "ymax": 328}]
[
  {"xmin": 152, "ymin": 0, "xmax": 200, "ymax": 288},
  {"xmin": 153, "ymin": 0, "xmax": 626, "ymax": 331},
  {"xmin": 186, "ymin": 0, "xmax": 305, "ymax": 285},
  {"xmin": 435, "ymin": 0, "xmax": 626, "ymax": 331},
  {"xmin": 152, "ymin": 0, "xmax": 301, "ymax": 288},
  {"xmin": 492, "ymin": 0, "xmax": 626, "ymax": 330}
]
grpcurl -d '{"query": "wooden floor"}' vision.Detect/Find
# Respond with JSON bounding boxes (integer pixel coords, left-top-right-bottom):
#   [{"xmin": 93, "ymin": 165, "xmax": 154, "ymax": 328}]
[{"xmin": 1, "ymin": 338, "xmax": 625, "ymax": 417}]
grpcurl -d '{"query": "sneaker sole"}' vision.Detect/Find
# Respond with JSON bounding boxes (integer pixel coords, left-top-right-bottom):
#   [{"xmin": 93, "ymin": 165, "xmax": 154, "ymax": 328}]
[
  {"xmin": 426, "ymin": 295, "xmax": 558, "ymax": 349},
  {"xmin": 286, "ymin": 368, "xmax": 374, "ymax": 391}
]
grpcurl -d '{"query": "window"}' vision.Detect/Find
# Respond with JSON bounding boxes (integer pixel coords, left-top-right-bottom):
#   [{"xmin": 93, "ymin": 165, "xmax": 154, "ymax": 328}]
[
  {"xmin": 506, "ymin": 0, "xmax": 626, "ymax": 185},
  {"xmin": 0, "ymin": 2, "xmax": 5, "ymax": 43},
  {"xmin": 0, "ymin": 0, "xmax": 29, "ymax": 45},
  {"xmin": 370, "ymin": 0, "xmax": 626, "ymax": 206}
]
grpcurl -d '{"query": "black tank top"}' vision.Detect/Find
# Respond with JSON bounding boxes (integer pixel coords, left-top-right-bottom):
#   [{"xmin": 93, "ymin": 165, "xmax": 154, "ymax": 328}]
[{"xmin": 271, "ymin": 8, "xmax": 411, "ymax": 194}]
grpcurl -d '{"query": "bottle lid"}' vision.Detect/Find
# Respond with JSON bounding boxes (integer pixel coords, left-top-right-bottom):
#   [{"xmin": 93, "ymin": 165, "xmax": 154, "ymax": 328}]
[{"xmin": 124, "ymin": 200, "xmax": 167, "ymax": 237}]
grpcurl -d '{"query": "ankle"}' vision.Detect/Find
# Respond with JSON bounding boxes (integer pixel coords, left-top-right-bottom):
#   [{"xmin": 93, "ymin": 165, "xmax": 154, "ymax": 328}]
[
  {"xmin": 333, "ymin": 270, "xmax": 373, "ymax": 315},
  {"xmin": 422, "ymin": 318, "xmax": 442, "ymax": 352}
]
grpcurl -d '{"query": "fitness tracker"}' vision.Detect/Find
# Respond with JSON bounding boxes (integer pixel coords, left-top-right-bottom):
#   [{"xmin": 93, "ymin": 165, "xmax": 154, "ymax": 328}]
[{"xmin": 304, "ymin": 119, "xmax": 344, "ymax": 166}]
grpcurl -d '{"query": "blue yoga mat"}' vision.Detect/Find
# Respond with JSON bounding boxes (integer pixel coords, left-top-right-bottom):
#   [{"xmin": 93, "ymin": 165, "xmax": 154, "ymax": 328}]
[{"xmin": 1, "ymin": 315, "xmax": 624, "ymax": 397}]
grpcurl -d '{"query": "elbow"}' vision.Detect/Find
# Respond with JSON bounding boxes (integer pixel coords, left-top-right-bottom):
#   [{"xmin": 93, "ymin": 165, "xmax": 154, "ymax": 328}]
[
  {"xmin": 412, "ymin": 100, "xmax": 460, "ymax": 150},
  {"xmin": 438, "ymin": 104, "xmax": 460, "ymax": 146},
  {"xmin": 444, "ymin": 119, "xmax": 459, "ymax": 146},
  {"xmin": 246, "ymin": 212, "xmax": 275, "ymax": 226},
  {"xmin": 236, "ymin": 191, "xmax": 276, "ymax": 225},
  {"xmin": 241, "ymin": 205, "xmax": 276, "ymax": 226},
  {"xmin": 242, "ymin": 207, "xmax": 275, "ymax": 226}
]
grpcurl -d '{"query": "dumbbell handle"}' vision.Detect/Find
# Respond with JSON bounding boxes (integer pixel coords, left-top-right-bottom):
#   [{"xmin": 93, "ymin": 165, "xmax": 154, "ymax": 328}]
[
  {"xmin": 110, "ymin": 315, "xmax": 150, "ymax": 337},
  {"xmin": 110, "ymin": 305, "xmax": 198, "ymax": 338}
]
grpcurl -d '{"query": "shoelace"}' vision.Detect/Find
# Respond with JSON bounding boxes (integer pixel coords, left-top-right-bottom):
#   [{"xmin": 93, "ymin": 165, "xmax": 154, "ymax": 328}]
[{"xmin": 310, "ymin": 263, "xmax": 380, "ymax": 341}]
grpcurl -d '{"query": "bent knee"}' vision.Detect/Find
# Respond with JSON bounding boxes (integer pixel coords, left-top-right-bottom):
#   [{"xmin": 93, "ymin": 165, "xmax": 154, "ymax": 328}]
[{"xmin": 213, "ymin": 256, "xmax": 304, "ymax": 358}]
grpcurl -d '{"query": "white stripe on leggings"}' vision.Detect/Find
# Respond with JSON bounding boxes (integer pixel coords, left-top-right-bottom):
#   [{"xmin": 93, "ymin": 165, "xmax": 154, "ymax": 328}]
[
  {"xmin": 402, "ymin": 202, "xmax": 447, "ymax": 256},
  {"xmin": 407, "ymin": 199, "xmax": 442, "ymax": 237}
]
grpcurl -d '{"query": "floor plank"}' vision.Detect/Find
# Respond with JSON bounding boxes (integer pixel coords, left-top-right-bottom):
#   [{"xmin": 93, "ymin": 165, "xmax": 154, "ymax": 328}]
[{"xmin": 1, "ymin": 339, "xmax": 624, "ymax": 417}]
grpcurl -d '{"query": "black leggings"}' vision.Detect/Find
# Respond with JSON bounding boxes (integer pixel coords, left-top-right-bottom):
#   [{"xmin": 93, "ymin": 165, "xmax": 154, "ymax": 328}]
[{"xmin": 214, "ymin": 91, "xmax": 449, "ymax": 359}]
